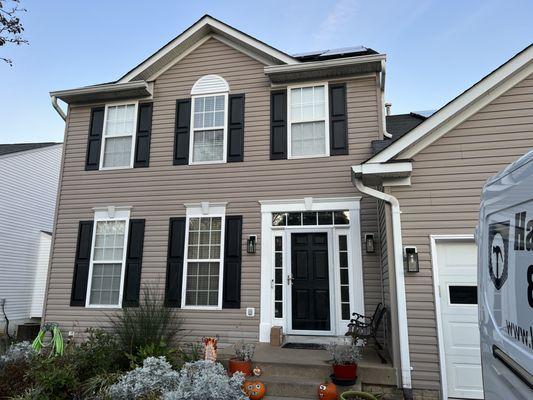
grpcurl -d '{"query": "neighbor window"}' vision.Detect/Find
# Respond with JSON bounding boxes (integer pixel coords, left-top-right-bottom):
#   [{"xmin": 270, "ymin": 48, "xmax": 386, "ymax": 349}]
[
  {"xmin": 184, "ymin": 216, "xmax": 224, "ymax": 307},
  {"xmin": 191, "ymin": 95, "xmax": 226, "ymax": 163},
  {"xmin": 88, "ymin": 219, "xmax": 128, "ymax": 306},
  {"xmin": 288, "ymin": 84, "xmax": 328, "ymax": 158},
  {"xmin": 101, "ymin": 103, "xmax": 137, "ymax": 168}
]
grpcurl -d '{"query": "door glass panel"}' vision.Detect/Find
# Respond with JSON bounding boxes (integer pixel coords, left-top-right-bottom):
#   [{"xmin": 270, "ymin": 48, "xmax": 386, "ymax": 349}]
[
  {"xmin": 449, "ymin": 285, "xmax": 478, "ymax": 305},
  {"xmin": 338, "ymin": 234, "xmax": 350, "ymax": 320},
  {"xmin": 274, "ymin": 235, "xmax": 283, "ymax": 318}
]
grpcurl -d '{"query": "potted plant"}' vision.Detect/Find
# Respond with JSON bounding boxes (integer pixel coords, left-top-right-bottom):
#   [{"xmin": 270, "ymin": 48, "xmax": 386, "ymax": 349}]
[
  {"xmin": 340, "ymin": 391, "xmax": 378, "ymax": 400},
  {"xmin": 326, "ymin": 342, "xmax": 363, "ymax": 383},
  {"xmin": 227, "ymin": 340, "xmax": 255, "ymax": 376}
]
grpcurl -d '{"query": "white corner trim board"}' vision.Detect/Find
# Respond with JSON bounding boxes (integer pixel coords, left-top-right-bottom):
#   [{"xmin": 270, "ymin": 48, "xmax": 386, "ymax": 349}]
[{"xmin": 367, "ymin": 45, "xmax": 533, "ymax": 163}]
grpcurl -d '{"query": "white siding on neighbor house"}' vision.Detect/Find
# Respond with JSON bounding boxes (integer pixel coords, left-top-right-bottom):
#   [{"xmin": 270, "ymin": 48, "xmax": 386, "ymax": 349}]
[
  {"xmin": 0, "ymin": 145, "xmax": 61, "ymax": 326},
  {"xmin": 30, "ymin": 232, "xmax": 53, "ymax": 318}
]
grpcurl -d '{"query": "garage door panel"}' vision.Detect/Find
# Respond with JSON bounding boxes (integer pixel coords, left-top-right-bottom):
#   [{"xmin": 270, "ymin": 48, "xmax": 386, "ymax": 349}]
[{"xmin": 436, "ymin": 240, "xmax": 483, "ymax": 399}]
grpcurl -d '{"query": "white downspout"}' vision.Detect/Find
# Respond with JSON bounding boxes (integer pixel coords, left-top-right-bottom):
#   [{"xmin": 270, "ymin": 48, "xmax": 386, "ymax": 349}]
[
  {"xmin": 380, "ymin": 60, "xmax": 393, "ymax": 139},
  {"xmin": 51, "ymin": 95, "xmax": 67, "ymax": 121},
  {"xmin": 353, "ymin": 178, "xmax": 413, "ymax": 397}
]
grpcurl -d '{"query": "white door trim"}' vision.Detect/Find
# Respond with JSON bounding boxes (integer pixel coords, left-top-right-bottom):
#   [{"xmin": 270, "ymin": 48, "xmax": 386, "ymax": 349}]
[
  {"xmin": 430, "ymin": 234, "xmax": 475, "ymax": 400},
  {"xmin": 259, "ymin": 196, "xmax": 364, "ymax": 342}
]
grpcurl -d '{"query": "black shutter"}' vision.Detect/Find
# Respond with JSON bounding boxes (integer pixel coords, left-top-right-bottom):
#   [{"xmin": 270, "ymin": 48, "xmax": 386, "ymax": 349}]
[
  {"xmin": 85, "ymin": 107, "xmax": 104, "ymax": 170},
  {"xmin": 227, "ymin": 94, "xmax": 245, "ymax": 162},
  {"xmin": 134, "ymin": 103, "xmax": 153, "ymax": 168},
  {"xmin": 122, "ymin": 219, "xmax": 145, "ymax": 307},
  {"xmin": 223, "ymin": 215, "xmax": 242, "ymax": 309},
  {"xmin": 70, "ymin": 221, "xmax": 94, "ymax": 306},
  {"xmin": 329, "ymin": 83, "xmax": 348, "ymax": 155},
  {"xmin": 173, "ymin": 99, "xmax": 191, "ymax": 165},
  {"xmin": 270, "ymin": 90, "xmax": 287, "ymax": 160},
  {"xmin": 165, "ymin": 217, "xmax": 186, "ymax": 307}
]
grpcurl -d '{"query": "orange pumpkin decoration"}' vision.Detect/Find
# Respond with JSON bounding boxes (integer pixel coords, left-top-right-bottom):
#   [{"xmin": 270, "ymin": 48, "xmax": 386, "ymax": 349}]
[
  {"xmin": 317, "ymin": 381, "xmax": 338, "ymax": 400},
  {"xmin": 243, "ymin": 380, "xmax": 266, "ymax": 400}
]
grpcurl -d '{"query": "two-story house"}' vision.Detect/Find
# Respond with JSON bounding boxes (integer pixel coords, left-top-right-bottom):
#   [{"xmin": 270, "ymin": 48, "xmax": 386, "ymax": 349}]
[{"xmin": 45, "ymin": 15, "xmax": 533, "ymax": 400}]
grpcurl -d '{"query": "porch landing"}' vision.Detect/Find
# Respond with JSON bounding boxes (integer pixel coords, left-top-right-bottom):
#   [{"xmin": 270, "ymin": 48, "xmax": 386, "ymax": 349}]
[{"xmin": 219, "ymin": 343, "xmax": 397, "ymax": 399}]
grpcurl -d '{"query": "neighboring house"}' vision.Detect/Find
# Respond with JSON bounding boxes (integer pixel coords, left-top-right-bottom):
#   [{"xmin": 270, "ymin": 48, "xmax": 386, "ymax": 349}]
[
  {"xmin": 44, "ymin": 14, "xmax": 533, "ymax": 399},
  {"xmin": 0, "ymin": 143, "xmax": 62, "ymax": 332}
]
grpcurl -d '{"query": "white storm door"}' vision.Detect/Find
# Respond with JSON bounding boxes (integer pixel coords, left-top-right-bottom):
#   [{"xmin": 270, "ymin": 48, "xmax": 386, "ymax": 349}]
[{"xmin": 437, "ymin": 240, "xmax": 483, "ymax": 399}]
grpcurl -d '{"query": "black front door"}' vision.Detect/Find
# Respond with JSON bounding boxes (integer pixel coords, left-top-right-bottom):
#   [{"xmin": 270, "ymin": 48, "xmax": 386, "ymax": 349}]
[{"xmin": 291, "ymin": 232, "xmax": 330, "ymax": 331}]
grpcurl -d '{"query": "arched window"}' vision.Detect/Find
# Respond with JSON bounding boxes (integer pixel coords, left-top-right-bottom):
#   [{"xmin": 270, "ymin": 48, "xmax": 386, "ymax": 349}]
[{"xmin": 190, "ymin": 75, "xmax": 229, "ymax": 163}]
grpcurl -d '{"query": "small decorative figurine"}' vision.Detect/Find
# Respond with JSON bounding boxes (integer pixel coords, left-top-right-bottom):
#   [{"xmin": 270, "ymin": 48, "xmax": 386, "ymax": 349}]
[
  {"xmin": 203, "ymin": 336, "xmax": 218, "ymax": 363},
  {"xmin": 253, "ymin": 366, "xmax": 263, "ymax": 376}
]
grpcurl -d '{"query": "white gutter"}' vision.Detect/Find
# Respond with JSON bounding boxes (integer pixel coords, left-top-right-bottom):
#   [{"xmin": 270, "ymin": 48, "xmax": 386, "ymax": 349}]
[
  {"xmin": 352, "ymin": 177, "xmax": 413, "ymax": 396},
  {"xmin": 380, "ymin": 60, "xmax": 392, "ymax": 139},
  {"xmin": 51, "ymin": 95, "xmax": 67, "ymax": 121}
]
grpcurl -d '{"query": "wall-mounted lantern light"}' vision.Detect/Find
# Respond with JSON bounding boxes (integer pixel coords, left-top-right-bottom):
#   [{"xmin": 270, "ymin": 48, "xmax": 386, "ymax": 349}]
[
  {"xmin": 365, "ymin": 234, "xmax": 375, "ymax": 253},
  {"xmin": 404, "ymin": 246, "xmax": 419, "ymax": 272},
  {"xmin": 247, "ymin": 235, "xmax": 257, "ymax": 254}
]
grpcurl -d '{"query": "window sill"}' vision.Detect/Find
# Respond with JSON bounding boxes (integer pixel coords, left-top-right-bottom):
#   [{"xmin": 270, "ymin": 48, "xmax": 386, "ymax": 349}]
[
  {"xmin": 180, "ymin": 305, "xmax": 222, "ymax": 311},
  {"xmin": 85, "ymin": 304, "xmax": 122, "ymax": 309},
  {"xmin": 189, "ymin": 160, "xmax": 226, "ymax": 165},
  {"xmin": 288, "ymin": 153, "xmax": 330, "ymax": 160},
  {"xmin": 99, "ymin": 165, "xmax": 133, "ymax": 171}
]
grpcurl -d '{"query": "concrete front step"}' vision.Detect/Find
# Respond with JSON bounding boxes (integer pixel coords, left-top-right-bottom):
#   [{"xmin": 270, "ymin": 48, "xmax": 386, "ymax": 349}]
[
  {"xmin": 256, "ymin": 360, "xmax": 331, "ymax": 381},
  {"xmin": 260, "ymin": 375, "xmax": 361, "ymax": 398}
]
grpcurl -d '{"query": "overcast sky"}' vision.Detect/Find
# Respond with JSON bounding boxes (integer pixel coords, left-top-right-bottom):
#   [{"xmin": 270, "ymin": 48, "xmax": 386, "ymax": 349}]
[{"xmin": 0, "ymin": 0, "xmax": 531, "ymax": 143}]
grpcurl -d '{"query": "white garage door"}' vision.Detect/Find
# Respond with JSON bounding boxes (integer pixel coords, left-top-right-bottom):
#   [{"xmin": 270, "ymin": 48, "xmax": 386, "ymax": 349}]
[{"xmin": 436, "ymin": 240, "xmax": 484, "ymax": 399}]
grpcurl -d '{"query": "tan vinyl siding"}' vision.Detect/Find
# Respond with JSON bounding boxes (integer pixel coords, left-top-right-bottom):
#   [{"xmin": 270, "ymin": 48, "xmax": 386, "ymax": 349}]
[
  {"xmin": 391, "ymin": 72, "xmax": 533, "ymax": 390},
  {"xmin": 44, "ymin": 38, "xmax": 382, "ymax": 344}
]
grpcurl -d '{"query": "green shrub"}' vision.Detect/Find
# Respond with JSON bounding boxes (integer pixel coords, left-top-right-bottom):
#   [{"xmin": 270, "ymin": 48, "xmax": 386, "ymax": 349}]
[
  {"xmin": 176, "ymin": 341, "xmax": 204, "ymax": 365},
  {"xmin": 82, "ymin": 371, "xmax": 122, "ymax": 399},
  {"xmin": 0, "ymin": 360, "xmax": 33, "ymax": 399},
  {"xmin": 27, "ymin": 355, "xmax": 80, "ymax": 399},
  {"xmin": 108, "ymin": 286, "xmax": 183, "ymax": 361},
  {"xmin": 74, "ymin": 328, "xmax": 126, "ymax": 379}
]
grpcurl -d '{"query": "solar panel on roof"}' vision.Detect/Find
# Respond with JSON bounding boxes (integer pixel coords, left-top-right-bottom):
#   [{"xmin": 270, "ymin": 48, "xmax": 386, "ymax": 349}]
[
  {"xmin": 291, "ymin": 49, "xmax": 327, "ymax": 58},
  {"xmin": 321, "ymin": 46, "xmax": 367, "ymax": 56}
]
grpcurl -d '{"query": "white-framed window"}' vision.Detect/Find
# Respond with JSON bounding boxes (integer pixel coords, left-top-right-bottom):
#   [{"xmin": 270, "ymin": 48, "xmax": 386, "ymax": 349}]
[
  {"xmin": 182, "ymin": 202, "xmax": 226, "ymax": 309},
  {"xmin": 100, "ymin": 102, "xmax": 138, "ymax": 169},
  {"xmin": 189, "ymin": 75, "xmax": 230, "ymax": 164},
  {"xmin": 86, "ymin": 207, "xmax": 131, "ymax": 308},
  {"xmin": 287, "ymin": 83, "xmax": 329, "ymax": 159}
]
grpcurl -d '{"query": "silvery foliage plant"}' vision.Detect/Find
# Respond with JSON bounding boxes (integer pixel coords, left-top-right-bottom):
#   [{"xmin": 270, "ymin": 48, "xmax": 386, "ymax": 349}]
[
  {"xmin": 326, "ymin": 342, "xmax": 363, "ymax": 365},
  {"xmin": 0, "ymin": 341, "xmax": 36, "ymax": 368},
  {"xmin": 233, "ymin": 340, "xmax": 255, "ymax": 362},
  {"xmin": 164, "ymin": 360, "xmax": 248, "ymax": 400},
  {"xmin": 107, "ymin": 356, "xmax": 179, "ymax": 399}
]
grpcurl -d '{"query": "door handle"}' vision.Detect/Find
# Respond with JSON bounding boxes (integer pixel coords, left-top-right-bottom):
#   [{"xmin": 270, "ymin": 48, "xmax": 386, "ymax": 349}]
[{"xmin": 287, "ymin": 274, "xmax": 294, "ymax": 285}]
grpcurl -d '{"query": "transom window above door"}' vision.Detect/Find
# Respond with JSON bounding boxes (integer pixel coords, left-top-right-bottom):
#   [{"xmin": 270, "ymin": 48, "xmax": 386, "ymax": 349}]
[
  {"xmin": 288, "ymin": 84, "xmax": 329, "ymax": 158},
  {"xmin": 190, "ymin": 75, "xmax": 229, "ymax": 164},
  {"xmin": 101, "ymin": 103, "xmax": 137, "ymax": 169},
  {"xmin": 272, "ymin": 210, "xmax": 349, "ymax": 226}
]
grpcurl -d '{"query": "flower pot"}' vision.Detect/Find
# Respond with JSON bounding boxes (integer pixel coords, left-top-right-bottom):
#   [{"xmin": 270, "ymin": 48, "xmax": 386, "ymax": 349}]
[
  {"xmin": 228, "ymin": 358, "xmax": 252, "ymax": 376},
  {"xmin": 340, "ymin": 391, "xmax": 378, "ymax": 400},
  {"xmin": 333, "ymin": 363, "xmax": 357, "ymax": 381}
]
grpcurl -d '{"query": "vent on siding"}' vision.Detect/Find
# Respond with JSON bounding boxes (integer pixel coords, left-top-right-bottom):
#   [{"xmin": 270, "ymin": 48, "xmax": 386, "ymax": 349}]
[{"xmin": 191, "ymin": 75, "xmax": 230, "ymax": 95}]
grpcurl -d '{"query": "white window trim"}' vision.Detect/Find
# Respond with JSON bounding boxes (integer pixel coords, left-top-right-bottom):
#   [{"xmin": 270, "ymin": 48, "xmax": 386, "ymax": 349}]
[
  {"xmin": 188, "ymin": 92, "xmax": 229, "ymax": 165},
  {"xmin": 287, "ymin": 82, "xmax": 330, "ymax": 160},
  {"xmin": 181, "ymin": 202, "xmax": 227, "ymax": 310},
  {"xmin": 85, "ymin": 207, "xmax": 131, "ymax": 308},
  {"xmin": 99, "ymin": 101, "xmax": 139, "ymax": 171}
]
